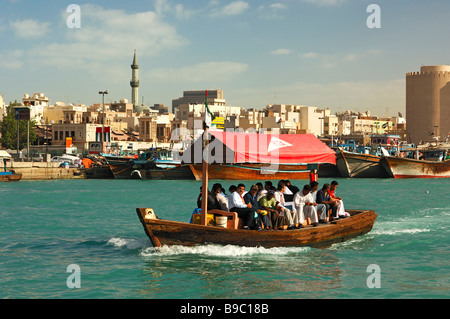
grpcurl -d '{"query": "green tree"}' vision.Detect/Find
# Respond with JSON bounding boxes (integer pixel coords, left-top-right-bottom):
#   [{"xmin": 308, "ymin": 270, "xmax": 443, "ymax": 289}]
[{"xmin": 0, "ymin": 101, "xmax": 37, "ymax": 150}]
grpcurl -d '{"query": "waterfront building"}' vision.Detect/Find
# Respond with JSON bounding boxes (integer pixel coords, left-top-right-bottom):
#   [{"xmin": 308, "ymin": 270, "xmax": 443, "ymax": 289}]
[
  {"xmin": 138, "ymin": 116, "xmax": 157, "ymax": 143},
  {"xmin": 172, "ymin": 89, "xmax": 226, "ymax": 114},
  {"xmin": 22, "ymin": 93, "xmax": 49, "ymax": 122},
  {"xmin": 175, "ymin": 102, "xmax": 242, "ymax": 132},
  {"xmin": 324, "ymin": 115, "xmax": 339, "ymax": 136},
  {"xmin": 406, "ymin": 65, "xmax": 450, "ymax": 145},
  {"xmin": 0, "ymin": 95, "xmax": 5, "ymax": 122},
  {"xmin": 44, "ymin": 102, "xmax": 87, "ymax": 124},
  {"xmin": 298, "ymin": 105, "xmax": 325, "ymax": 137},
  {"xmin": 52, "ymin": 123, "xmax": 108, "ymax": 152}
]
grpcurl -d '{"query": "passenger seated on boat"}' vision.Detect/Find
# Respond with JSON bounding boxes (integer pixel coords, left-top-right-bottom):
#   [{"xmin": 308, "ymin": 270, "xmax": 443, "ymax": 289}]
[
  {"xmin": 285, "ymin": 180, "xmax": 300, "ymax": 196},
  {"xmin": 228, "ymin": 185, "xmax": 237, "ymax": 203},
  {"xmin": 257, "ymin": 181, "xmax": 272, "ymax": 200},
  {"xmin": 213, "ymin": 183, "xmax": 229, "ymax": 212},
  {"xmin": 197, "ymin": 186, "xmax": 221, "ymax": 211},
  {"xmin": 244, "ymin": 185, "xmax": 270, "ymax": 230},
  {"xmin": 229, "ymin": 184, "xmax": 257, "ymax": 230},
  {"xmin": 293, "ymin": 185, "xmax": 319, "ymax": 227},
  {"xmin": 258, "ymin": 191, "xmax": 288, "ymax": 230},
  {"xmin": 310, "ymin": 181, "xmax": 328, "ymax": 223},
  {"xmin": 256, "ymin": 182, "xmax": 264, "ymax": 198},
  {"xmin": 274, "ymin": 182, "xmax": 300, "ymax": 229},
  {"xmin": 282, "ymin": 180, "xmax": 294, "ymax": 201},
  {"xmin": 316, "ymin": 183, "xmax": 338, "ymax": 219},
  {"xmin": 197, "ymin": 186, "xmax": 203, "ymax": 208},
  {"xmin": 329, "ymin": 181, "xmax": 350, "ymax": 218}
]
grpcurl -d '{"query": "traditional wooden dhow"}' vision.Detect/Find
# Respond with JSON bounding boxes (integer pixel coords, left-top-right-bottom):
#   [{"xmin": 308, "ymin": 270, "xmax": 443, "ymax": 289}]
[
  {"xmin": 335, "ymin": 149, "xmax": 389, "ymax": 178},
  {"xmin": 188, "ymin": 163, "xmax": 312, "ymax": 180},
  {"xmin": 380, "ymin": 156, "xmax": 450, "ymax": 178},
  {"xmin": 136, "ymin": 208, "xmax": 377, "ymax": 249}
]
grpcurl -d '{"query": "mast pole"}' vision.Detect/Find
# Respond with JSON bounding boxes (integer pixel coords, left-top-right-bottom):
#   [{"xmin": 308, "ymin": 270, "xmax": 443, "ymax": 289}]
[{"xmin": 200, "ymin": 90, "xmax": 210, "ymax": 226}]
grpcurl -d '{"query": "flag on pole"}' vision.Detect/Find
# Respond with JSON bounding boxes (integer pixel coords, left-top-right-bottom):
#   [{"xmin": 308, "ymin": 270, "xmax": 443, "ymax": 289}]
[{"xmin": 204, "ymin": 90, "xmax": 215, "ymax": 129}]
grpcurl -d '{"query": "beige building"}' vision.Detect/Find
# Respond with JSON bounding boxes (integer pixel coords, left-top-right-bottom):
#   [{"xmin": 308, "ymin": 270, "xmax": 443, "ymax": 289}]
[
  {"xmin": 0, "ymin": 95, "xmax": 5, "ymax": 121},
  {"xmin": 138, "ymin": 116, "xmax": 157, "ymax": 143},
  {"xmin": 172, "ymin": 89, "xmax": 226, "ymax": 113},
  {"xmin": 52, "ymin": 123, "xmax": 106, "ymax": 151},
  {"xmin": 406, "ymin": 65, "xmax": 450, "ymax": 144}
]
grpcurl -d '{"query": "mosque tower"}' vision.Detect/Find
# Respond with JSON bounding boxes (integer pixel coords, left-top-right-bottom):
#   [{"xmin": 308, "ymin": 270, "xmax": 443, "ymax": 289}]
[{"xmin": 130, "ymin": 50, "xmax": 140, "ymax": 110}]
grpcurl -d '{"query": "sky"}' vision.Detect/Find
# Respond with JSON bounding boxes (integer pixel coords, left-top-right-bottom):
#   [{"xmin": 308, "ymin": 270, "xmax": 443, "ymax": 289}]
[{"xmin": 1, "ymin": 0, "xmax": 450, "ymax": 117}]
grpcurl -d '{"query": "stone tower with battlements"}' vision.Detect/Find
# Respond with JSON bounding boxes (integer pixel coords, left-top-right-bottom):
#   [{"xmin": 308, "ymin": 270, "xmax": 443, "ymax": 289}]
[{"xmin": 406, "ymin": 65, "xmax": 450, "ymax": 144}]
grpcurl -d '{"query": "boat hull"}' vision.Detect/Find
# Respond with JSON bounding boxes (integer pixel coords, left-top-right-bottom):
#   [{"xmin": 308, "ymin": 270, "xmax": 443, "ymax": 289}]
[
  {"xmin": 380, "ymin": 156, "xmax": 450, "ymax": 178},
  {"xmin": 336, "ymin": 151, "xmax": 388, "ymax": 178},
  {"xmin": 137, "ymin": 208, "xmax": 377, "ymax": 249},
  {"xmin": 188, "ymin": 163, "xmax": 310, "ymax": 181},
  {"xmin": 0, "ymin": 173, "xmax": 22, "ymax": 182},
  {"xmin": 108, "ymin": 162, "xmax": 194, "ymax": 180},
  {"xmin": 83, "ymin": 165, "xmax": 114, "ymax": 179}
]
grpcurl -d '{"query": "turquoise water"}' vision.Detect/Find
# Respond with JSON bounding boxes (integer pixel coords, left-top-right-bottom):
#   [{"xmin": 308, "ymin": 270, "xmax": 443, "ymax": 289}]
[{"xmin": 0, "ymin": 178, "xmax": 449, "ymax": 299}]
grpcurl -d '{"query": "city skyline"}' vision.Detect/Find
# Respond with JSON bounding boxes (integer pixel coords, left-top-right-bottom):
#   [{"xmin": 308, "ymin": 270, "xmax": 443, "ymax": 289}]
[{"xmin": 1, "ymin": 0, "xmax": 450, "ymax": 116}]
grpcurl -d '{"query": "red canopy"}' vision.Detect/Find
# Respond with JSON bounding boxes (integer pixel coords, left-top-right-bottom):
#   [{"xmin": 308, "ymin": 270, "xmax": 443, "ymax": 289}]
[{"xmin": 209, "ymin": 131, "xmax": 335, "ymax": 165}]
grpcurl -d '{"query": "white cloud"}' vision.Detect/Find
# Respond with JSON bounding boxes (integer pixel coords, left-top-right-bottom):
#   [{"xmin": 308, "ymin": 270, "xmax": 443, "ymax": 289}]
[
  {"xmin": 0, "ymin": 50, "xmax": 24, "ymax": 69},
  {"xmin": 174, "ymin": 4, "xmax": 196, "ymax": 19},
  {"xmin": 211, "ymin": 1, "xmax": 249, "ymax": 17},
  {"xmin": 301, "ymin": 50, "xmax": 382, "ymax": 67},
  {"xmin": 28, "ymin": 4, "xmax": 188, "ymax": 74},
  {"xmin": 150, "ymin": 61, "xmax": 249, "ymax": 82},
  {"xmin": 10, "ymin": 19, "xmax": 50, "ymax": 38},
  {"xmin": 302, "ymin": 52, "xmax": 318, "ymax": 59},
  {"xmin": 299, "ymin": 0, "xmax": 347, "ymax": 6},
  {"xmin": 269, "ymin": 3, "xmax": 287, "ymax": 10},
  {"xmin": 271, "ymin": 49, "xmax": 293, "ymax": 55}
]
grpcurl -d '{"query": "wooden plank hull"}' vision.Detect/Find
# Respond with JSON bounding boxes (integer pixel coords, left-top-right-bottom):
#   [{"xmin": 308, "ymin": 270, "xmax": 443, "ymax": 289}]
[
  {"xmin": 136, "ymin": 208, "xmax": 377, "ymax": 249},
  {"xmin": 188, "ymin": 163, "xmax": 310, "ymax": 181},
  {"xmin": 380, "ymin": 156, "xmax": 450, "ymax": 178},
  {"xmin": 336, "ymin": 151, "xmax": 388, "ymax": 178},
  {"xmin": 83, "ymin": 165, "xmax": 114, "ymax": 179},
  {"xmin": 0, "ymin": 173, "xmax": 22, "ymax": 182},
  {"xmin": 108, "ymin": 162, "xmax": 195, "ymax": 180}
]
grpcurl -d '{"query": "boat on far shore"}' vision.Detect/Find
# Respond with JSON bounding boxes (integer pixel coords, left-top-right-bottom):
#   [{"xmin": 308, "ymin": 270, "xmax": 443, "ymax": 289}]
[
  {"xmin": 0, "ymin": 171, "xmax": 22, "ymax": 182},
  {"xmin": 335, "ymin": 149, "xmax": 389, "ymax": 178},
  {"xmin": 380, "ymin": 148, "xmax": 450, "ymax": 178},
  {"xmin": 1, "ymin": 150, "xmax": 22, "ymax": 182}
]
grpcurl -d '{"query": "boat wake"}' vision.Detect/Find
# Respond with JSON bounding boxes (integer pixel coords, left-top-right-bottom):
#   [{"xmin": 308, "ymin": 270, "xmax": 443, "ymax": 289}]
[
  {"xmin": 107, "ymin": 237, "xmax": 149, "ymax": 250},
  {"xmin": 140, "ymin": 244, "xmax": 311, "ymax": 258}
]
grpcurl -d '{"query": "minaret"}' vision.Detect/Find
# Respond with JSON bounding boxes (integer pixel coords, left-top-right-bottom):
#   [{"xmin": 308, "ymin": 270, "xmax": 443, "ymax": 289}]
[{"xmin": 130, "ymin": 50, "xmax": 140, "ymax": 110}]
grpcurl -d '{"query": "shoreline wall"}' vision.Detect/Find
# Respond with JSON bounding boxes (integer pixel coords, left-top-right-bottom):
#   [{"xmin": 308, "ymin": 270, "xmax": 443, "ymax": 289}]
[{"xmin": 6, "ymin": 162, "xmax": 85, "ymax": 180}]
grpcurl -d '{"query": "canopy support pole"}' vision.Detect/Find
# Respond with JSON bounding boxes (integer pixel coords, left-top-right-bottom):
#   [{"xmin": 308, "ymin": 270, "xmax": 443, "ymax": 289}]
[{"xmin": 200, "ymin": 128, "xmax": 209, "ymax": 226}]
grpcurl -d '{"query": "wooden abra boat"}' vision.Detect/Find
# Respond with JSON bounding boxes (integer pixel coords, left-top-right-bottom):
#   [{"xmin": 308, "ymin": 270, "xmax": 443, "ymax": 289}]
[
  {"xmin": 1, "ymin": 151, "xmax": 22, "ymax": 182},
  {"xmin": 380, "ymin": 156, "xmax": 450, "ymax": 178},
  {"xmin": 135, "ymin": 91, "xmax": 376, "ymax": 248},
  {"xmin": 188, "ymin": 163, "xmax": 311, "ymax": 180},
  {"xmin": 0, "ymin": 171, "xmax": 22, "ymax": 182},
  {"xmin": 181, "ymin": 131, "xmax": 335, "ymax": 180},
  {"xmin": 136, "ymin": 208, "xmax": 377, "ymax": 249}
]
